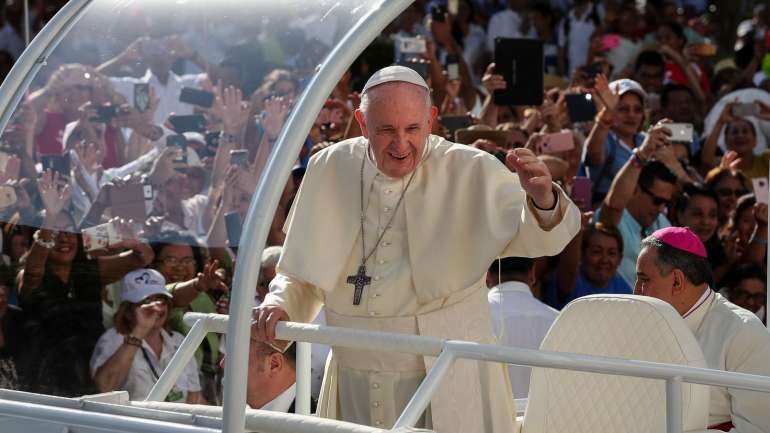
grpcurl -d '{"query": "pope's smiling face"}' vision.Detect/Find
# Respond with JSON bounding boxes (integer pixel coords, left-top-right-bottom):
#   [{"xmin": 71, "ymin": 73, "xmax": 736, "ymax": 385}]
[{"xmin": 355, "ymin": 82, "xmax": 437, "ymax": 179}]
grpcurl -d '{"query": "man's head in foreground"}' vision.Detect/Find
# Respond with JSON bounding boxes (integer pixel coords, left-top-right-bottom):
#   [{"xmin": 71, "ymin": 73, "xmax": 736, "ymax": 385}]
[
  {"xmin": 223, "ymin": 338, "xmax": 296, "ymax": 410},
  {"xmin": 354, "ymin": 66, "xmax": 438, "ymax": 179},
  {"xmin": 635, "ymin": 227, "xmax": 712, "ymax": 315}
]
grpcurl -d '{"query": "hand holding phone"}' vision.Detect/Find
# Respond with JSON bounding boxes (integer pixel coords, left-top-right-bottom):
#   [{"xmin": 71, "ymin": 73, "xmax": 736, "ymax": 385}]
[
  {"xmin": 732, "ymin": 102, "xmax": 760, "ymax": 118},
  {"xmin": 82, "ymin": 221, "xmax": 125, "ymax": 252},
  {"xmin": 565, "ymin": 93, "xmax": 598, "ymax": 123},
  {"xmin": 229, "ymin": 149, "xmax": 249, "ymax": 168},
  {"xmin": 167, "ymin": 114, "xmax": 206, "ymax": 133},
  {"xmin": 538, "ymin": 131, "xmax": 575, "ymax": 154},
  {"xmin": 179, "ymin": 87, "xmax": 215, "ymax": 108},
  {"xmin": 662, "ymin": 123, "xmax": 694, "ymax": 143},
  {"xmin": 224, "ymin": 211, "xmax": 242, "ymax": 249},
  {"xmin": 753, "ymin": 178, "xmax": 769, "ymax": 205},
  {"xmin": 134, "ymin": 83, "xmax": 151, "ymax": 112},
  {"xmin": 0, "ymin": 185, "xmax": 17, "ymax": 209}
]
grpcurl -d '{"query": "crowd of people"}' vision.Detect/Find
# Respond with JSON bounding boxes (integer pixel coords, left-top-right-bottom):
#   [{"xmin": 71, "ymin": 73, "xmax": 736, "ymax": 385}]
[{"xmin": 0, "ymin": 0, "xmax": 765, "ymax": 427}]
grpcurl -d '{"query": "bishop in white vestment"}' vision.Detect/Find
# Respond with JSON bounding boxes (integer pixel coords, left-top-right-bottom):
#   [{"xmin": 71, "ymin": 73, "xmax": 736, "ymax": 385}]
[
  {"xmin": 253, "ymin": 66, "xmax": 581, "ymax": 433},
  {"xmin": 637, "ymin": 227, "xmax": 770, "ymax": 433}
]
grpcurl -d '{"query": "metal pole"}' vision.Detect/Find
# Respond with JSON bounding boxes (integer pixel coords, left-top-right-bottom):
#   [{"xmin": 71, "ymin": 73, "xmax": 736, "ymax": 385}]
[
  {"xmin": 221, "ymin": 1, "xmax": 416, "ymax": 432},
  {"xmin": 0, "ymin": 397, "xmax": 219, "ymax": 433},
  {"xmin": 23, "ymin": 0, "xmax": 30, "ymax": 46},
  {"xmin": 146, "ymin": 319, "xmax": 208, "ymax": 402},
  {"xmin": 0, "ymin": 0, "xmax": 93, "ymax": 136},
  {"xmin": 665, "ymin": 376, "xmax": 683, "ymax": 433},
  {"xmin": 393, "ymin": 350, "xmax": 456, "ymax": 429},
  {"xmin": 295, "ymin": 341, "xmax": 312, "ymax": 415},
  {"xmin": 766, "ymin": 163, "xmax": 769, "ymax": 329}
]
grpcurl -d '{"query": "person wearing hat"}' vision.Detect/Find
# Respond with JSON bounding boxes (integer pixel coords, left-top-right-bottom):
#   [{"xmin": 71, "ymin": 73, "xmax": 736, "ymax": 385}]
[
  {"xmin": 252, "ymin": 65, "xmax": 580, "ymax": 432},
  {"xmin": 585, "ymin": 76, "xmax": 650, "ymax": 203},
  {"xmin": 90, "ymin": 269, "xmax": 203, "ymax": 403},
  {"xmin": 636, "ymin": 227, "xmax": 770, "ymax": 433}
]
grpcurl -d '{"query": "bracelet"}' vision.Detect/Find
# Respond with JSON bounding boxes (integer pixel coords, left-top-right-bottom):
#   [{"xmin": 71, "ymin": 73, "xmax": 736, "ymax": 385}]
[
  {"xmin": 33, "ymin": 230, "xmax": 56, "ymax": 249},
  {"xmin": 124, "ymin": 335, "xmax": 142, "ymax": 347},
  {"xmin": 630, "ymin": 148, "xmax": 647, "ymax": 168},
  {"xmin": 532, "ymin": 188, "xmax": 558, "ymax": 211}
]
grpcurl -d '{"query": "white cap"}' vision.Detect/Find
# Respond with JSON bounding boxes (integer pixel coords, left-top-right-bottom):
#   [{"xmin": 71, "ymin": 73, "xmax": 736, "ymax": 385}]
[
  {"xmin": 361, "ymin": 65, "xmax": 430, "ymax": 94},
  {"xmin": 609, "ymin": 78, "xmax": 647, "ymax": 100},
  {"xmin": 121, "ymin": 269, "xmax": 171, "ymax": 304}
]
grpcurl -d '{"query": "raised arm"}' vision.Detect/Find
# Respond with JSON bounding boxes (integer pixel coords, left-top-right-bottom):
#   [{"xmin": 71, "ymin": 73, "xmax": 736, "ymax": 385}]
[
  {"xmin": 93, "ymin": 303, "xmax": 160, "ymax": 392},
  {"xmin": 599, "ymin": 124, "xmax": 669, "ymax": 228}
]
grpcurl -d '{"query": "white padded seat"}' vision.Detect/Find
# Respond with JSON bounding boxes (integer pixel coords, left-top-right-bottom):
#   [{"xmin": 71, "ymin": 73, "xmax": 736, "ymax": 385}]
[{"xmin": 522, "ymin": 295, "xmax": 710, "ymax": 433}]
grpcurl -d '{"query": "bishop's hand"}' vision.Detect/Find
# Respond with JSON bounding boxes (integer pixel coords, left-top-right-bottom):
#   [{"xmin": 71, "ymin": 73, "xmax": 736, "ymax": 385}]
[
  {"xmin": 506, "ymin": 148, "xmax": 555, "ymax": 209},
  {"xmin": 252, "ymin": 305, "xmax": 290, "ymax": 342}
]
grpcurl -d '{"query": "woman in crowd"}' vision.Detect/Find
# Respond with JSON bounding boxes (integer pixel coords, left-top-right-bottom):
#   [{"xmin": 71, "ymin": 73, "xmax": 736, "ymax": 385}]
[
  {"xmin": 90, "ymin": 269, "xmax": 203, "ymax": 402},
  {"xmin": 705, "ymin": 168, "xmax": 748, "ymax": 225},
  {"xmin": 701, "ymin": 101, "xmax": 770, "ymax": 184},
  {"xmin": 584, "ymin": 75, "xmax": 648, "ymax": 202},
  {"xmin": 674, "ymin": 185, "xmax": 733, "ymax": 284},
  {"xmin": 724, "ymin": 263, "xmax": 766, "ymax": 323},
  {"xmin": 16, "ymin": 172, "xmax": 154, "ymax": 396},
  {"xmin": 551, "ymin": 222, "xmax": 631, "ymax": 307}
]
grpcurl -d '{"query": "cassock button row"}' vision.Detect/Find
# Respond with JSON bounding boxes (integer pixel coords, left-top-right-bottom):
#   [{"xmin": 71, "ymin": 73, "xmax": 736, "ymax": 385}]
[
  {"xmin": 369, "ymin": 311, "xmax": 378, "ymax": 316},
  {"xmin": 375, "ymin": 421, "xmax": 383, "ymax": 426},
  {"xmin": 374, "ymin": 276, "xmax": 380, "ymax": 281},
  {"xmin": 383, "ymin": 206, "xmax": 391, "ymax": 212},
  {"xmin": 372, "ymin": 401, "xmax": 380, "ymax": 408},
  {"xmin": 384, "ymin": 189, "xmax": 393, "ymax": 194},
  {"xmin": 383, "ymin": 242, "xmax": 391, "ymax": 247},
  {"xmin": 372, "ymin": 383, "xmax": 380, "ymax": 389},
  {"xmin": 371, "ymin": 293, "xmax": 380, "ymax": 298},
  {"xmin": 378, "ymin": 260, "xmax": 385, "ymax": 265}
]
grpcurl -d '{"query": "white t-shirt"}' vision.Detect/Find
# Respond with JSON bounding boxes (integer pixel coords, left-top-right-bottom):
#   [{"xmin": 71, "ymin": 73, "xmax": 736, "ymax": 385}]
[
  {"xmin": 556, "ymin": 3, "xmax": 604, "ymax": 75},
  {"xmin": 182, "ymin": 194, "xmax": 209, "ymax": 239},
  {"xmin": 488, "ymin": 281, "xmax": 558, "ymax": 399},
  {"xmin": 486, "ymin": 9, "xmax": 536, "ymax": 54},
  {"xmin": 109, "ymin": 69, "xmax": 207, "ymax": 125},
  {"xmin": 90, "ymin": 327, "xmax": 201, "ymax": 401}
]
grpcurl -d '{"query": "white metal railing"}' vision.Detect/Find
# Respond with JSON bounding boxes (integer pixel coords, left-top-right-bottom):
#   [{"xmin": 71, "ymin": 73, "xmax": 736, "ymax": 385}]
[
  {"xmin": 0, "ymin": 389, "xmax": 386, "ymax": 433},
  {"xmin": 154, "ymin": 312, "xmax": 770, "ymax": 433}
]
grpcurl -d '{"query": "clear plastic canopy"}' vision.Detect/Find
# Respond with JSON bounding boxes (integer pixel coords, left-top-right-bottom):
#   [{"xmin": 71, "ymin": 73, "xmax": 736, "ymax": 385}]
[{"xmin": 0, "ymin": 0, "xmax": 380, "ymax": 249}]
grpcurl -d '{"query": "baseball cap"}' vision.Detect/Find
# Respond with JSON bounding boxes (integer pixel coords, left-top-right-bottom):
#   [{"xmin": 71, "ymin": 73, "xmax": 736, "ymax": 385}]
[
  {"xmin": 362, "ymin": 65, "xmax": 430, "ymax": 94},
  {"xmin": 121, "ymin": 269, "xmax": 172, "ymax": 303},
  {"xmin": 650, "ymin": 227, "xmax": 707, "ymax": 258},
  {"xmin": 609, "ymin": 78, "xmax": 647, "ymax": 100}
]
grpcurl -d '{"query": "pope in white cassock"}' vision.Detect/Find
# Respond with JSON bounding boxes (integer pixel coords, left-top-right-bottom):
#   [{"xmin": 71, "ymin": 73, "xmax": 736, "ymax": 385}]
[{"xmin": 252, "ymin": 65, "xmax": 581, "ymax": 432}]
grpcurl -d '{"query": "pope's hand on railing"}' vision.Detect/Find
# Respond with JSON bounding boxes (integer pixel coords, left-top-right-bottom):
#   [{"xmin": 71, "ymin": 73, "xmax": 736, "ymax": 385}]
[{"xmin": 251, "ymin": 305, "xmax": 289, "ymax": 342}]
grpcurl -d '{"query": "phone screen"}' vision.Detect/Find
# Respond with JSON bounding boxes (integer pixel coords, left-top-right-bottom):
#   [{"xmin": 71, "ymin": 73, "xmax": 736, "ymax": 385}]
[
  {"xmin": 179, "ymin": 87, "xmax": 215, "ymax": 108},
  {"xmin": 134, "ymin": 83, "xmax": 150, "ymax": 112},
  {"xmin": 225, "ymin": 211, "xmax": 243, "ymax": 249},
  {"xmin": 168, "ymin": 114, "xmax": 206, "ymax": 133},
  {"xmin": 565, "ymin": 93, "xmax": 598, "ymax": 123}
]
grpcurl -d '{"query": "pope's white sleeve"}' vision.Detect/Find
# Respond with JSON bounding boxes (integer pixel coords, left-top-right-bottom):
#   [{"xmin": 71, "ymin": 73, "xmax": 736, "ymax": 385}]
[{"xmin": 262, "ymin": 273, "xmax": 325, "ymax": 324}]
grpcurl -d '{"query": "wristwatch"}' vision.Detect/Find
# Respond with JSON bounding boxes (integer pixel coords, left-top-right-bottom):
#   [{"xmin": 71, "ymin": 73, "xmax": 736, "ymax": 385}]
[{"xmin": 33, "ymin": 230, "xmax": 56, "ymax": 249}]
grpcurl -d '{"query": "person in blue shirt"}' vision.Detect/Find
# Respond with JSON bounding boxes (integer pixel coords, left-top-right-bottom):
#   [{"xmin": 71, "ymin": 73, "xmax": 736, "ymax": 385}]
[{"xmin": 550, "ymin": 222, "xmax": 631, "ymax": 308}]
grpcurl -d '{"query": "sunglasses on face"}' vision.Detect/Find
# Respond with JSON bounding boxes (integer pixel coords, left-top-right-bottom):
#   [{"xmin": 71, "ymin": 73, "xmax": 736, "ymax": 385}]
[{"xmin": 640, "ymin": 185, "xmax": 670, "ymax": 207}]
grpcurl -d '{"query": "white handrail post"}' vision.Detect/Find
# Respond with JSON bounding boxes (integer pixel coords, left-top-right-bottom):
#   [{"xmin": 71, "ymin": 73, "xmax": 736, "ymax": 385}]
[
  {"xmin": 295, "ymin": 341, "xmax": 312, "ymax": 415},
  {"xmin": 146, "ymin": 319, "xmax": 208, "ymax": 402},
  {"xmin": 393, "ymin": 349, "xmax": 456, "ymax": 429},
  {"xmin": 665, "ymin": 376, "xmax": 683, "ymax": 433}
]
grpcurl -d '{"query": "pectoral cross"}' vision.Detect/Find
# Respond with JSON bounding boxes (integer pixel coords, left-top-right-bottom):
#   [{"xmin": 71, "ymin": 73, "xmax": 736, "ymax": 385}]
[{"xmin": 347, "ymin": 265, "xmax": 371, "ymax": 305}]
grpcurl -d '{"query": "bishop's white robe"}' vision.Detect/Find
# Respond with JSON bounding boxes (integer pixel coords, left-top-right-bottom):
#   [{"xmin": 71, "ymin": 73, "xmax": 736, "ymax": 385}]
[
  {"xmin": 684, "ymin": 290, "xmax": 770, "ymax": 433},
  {"xmin": 263, "ymin": 134, "xmax": 581, "ymax": 432}
]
